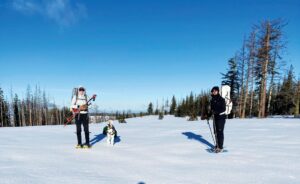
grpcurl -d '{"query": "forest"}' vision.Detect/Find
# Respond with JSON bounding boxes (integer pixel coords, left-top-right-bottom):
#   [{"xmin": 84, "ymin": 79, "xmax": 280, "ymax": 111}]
[{"xmin": 1, "ymin": 19, "xmax": 299, "ymax": 127}]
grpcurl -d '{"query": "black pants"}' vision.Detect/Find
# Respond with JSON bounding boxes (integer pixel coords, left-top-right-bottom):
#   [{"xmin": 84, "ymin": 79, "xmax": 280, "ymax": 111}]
[
  {"xmin": 75, "ymin": 114, "xmax": 90, "ymax": 145},
  {"xmin": 213, "ymin": 116, "xmax": 226, "ymax": 149}
]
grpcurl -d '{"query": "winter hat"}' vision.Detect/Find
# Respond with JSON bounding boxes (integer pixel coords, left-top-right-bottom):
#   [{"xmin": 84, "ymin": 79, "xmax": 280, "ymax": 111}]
[
  {"xmin": 211, "ymin": 86, "xmax": 220, "ymax": 93},
  {"xmin": 78, "ymin": 86, "xmax": 86, "ymax": 92},
  {"xmin": 108, "ymin": 120, "xmax": 113, "ymax": 125}
]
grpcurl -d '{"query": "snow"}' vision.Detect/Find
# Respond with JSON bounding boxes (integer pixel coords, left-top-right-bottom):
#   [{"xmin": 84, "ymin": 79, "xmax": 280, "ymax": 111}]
[{"xmin": 0, "ymin": 116, "xmax": 300, "ymax": 184}]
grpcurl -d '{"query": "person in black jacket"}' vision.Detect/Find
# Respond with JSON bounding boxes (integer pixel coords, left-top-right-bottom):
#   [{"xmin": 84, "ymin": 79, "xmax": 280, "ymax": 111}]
[{"xmin": 209, "ymin": 86, "xmax": 226, "ymax": 153}]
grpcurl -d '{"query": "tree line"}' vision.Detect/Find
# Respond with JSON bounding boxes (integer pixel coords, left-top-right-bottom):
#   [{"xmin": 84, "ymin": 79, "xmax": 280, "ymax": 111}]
[
  {"xmin": 146, "ymin": 19, "xmax": 300, "ymax": 119},
  {"xmin": 221, "ymin": 19, "xmax": 300, "ymax": 118},
  {"xmin": 0, "ymin": 85, "xmax": 70, "ymax": 127},
  {"xmin": 147, "ymin": 92, "xmax": 211, "ymax": 121},
  {"xmin": 0, "ymin": 85, "xmax": 147, "ymax": 127}
]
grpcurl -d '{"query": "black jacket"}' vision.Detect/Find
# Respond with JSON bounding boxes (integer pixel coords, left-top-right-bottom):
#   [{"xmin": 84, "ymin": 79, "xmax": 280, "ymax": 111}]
[{"xmin": 210, "ymin": 94, "xmax": 226, "ymax": 119}]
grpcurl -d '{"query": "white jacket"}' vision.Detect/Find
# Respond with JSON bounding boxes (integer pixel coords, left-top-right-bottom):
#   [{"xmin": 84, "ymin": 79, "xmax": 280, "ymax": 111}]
[{"xmin": 71, "ymin": 94, "xmax": 89, "ymax": 114}]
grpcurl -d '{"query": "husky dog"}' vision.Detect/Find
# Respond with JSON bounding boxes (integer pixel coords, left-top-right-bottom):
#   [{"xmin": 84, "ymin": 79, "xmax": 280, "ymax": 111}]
[{"xmin": 106, "ymin": 120, "xmax": 116, "ymax": 146}]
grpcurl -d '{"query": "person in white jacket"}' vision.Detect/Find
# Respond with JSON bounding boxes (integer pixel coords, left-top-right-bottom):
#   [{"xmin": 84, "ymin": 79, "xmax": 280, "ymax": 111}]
[{"xmin": 71, "ymin": 86, "xmax": 90, "ymax": 148}]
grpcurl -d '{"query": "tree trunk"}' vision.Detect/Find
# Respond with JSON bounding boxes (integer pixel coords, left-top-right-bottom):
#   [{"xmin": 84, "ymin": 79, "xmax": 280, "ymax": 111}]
[
  {"xmin": 259, "ymin": 22, "xmax": 271, "ymax": 118},
  {"xmin": 238, "ymin": 43, "xmax": 246, "ymax": 118},
  {"xmin": 266, "ymin": 75, "xmax": 275, "ymax": 116},
  {"xmin": 242, "ymin": 62, "xmax": 250, "ymax": 118}
]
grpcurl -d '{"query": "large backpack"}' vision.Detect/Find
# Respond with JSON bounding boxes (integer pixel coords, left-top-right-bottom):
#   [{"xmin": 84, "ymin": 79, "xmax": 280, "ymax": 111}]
[
  {"xmin": 220, "ymin": 85, "xmax": 233, "ymax": 115},
  {"xmin": 72, "ymin": 88, "xmax": 78, "ymax": 100}
]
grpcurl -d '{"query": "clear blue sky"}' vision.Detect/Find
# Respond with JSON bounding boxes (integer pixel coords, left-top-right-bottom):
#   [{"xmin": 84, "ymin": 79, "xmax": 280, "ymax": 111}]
[{"xmin": 0, "ymin": 0, "xmax": 299, "ymax": 111}]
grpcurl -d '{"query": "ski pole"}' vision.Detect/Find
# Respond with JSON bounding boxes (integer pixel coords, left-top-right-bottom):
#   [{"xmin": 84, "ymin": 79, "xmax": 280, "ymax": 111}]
[
  {"xmin": 212, "ymin": 114, "xmax": 219, "ymax": 148},
  {"xmin": 207, "ymin": 119, "xmax": 216, "ymax": 146}
]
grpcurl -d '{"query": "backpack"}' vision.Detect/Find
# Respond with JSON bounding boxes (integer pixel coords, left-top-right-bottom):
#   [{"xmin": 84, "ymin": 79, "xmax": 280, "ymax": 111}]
[{"xmin": 220, "ymin": 85, "xmax": 233, "ymax": 115}]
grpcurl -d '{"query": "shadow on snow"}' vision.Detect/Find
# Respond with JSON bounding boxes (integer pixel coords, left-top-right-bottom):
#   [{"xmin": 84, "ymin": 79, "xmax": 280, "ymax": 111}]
[
  {"xmin": 90, "ymin": 133, "xmax": 121, "ymax": 146},
  {"xmin": 182, "ymin": 132, "xmax": 214, "ymax": 149}
]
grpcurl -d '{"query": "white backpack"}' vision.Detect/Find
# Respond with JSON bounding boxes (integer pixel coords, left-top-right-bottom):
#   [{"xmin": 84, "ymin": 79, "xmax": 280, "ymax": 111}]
[{"xmin": 220, "ymin": 85, "xmax": 233, "ymax": 115}]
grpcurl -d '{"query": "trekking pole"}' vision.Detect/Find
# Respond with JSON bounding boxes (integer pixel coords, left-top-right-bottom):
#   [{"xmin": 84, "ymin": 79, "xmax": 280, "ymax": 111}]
[
  {"xmin": 212, "ymin": 114, "xmax": 219, "ymax": 148},
  {"xmin": 206, "ymin": 118, "xmax": 216, "ymax": 146}
]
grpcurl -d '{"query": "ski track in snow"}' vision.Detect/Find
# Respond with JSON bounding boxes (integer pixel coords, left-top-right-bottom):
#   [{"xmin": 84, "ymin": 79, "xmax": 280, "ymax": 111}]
[{"xmin": 0, "ymin": 116, "xmax": 300, "ymax": 184}]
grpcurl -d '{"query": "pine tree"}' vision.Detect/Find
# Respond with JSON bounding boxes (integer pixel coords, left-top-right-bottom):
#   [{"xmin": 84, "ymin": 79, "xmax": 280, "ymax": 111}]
[
  {"xmin": 274, "ymin": 66, "xmax": 295, "ymax": 114},
  {"xmin": 158, "ymin": 111, "xmax": 164, "ymax": 120},
  {"xmin": 222, "ymin": 57, "xmax": 239, "ymax": 117},
  {"xmin": 294, "ymin": 78, "xmax": 300, "ymax": 117},
  {"xmin": 147, "ymin": 102, "xmax": 153, "ymax": 115},
  {"xmin": 118, "ymin": 111, "xmax": 127, "ymax": 123},
  {"xmin": 0, "ymin": 87, "xmax": 10, "ymax": 127},
  {"xmin": 13, "ymin": 94, "xmax": 20, "ymax": 127},
  {"xmin": 169, "ymin": 96, "xmax": 177, "ymax": 115},
  {"xmin": 188, "ymin": 92, "xmax": 198, "ymax": 121},
  {"xmin": 200, "ymin": 95, "xmax": 210, "ymax": 120},
  {"xmin": 255, "ymin": 19, "xmax": 286, "ymax": 118},
  {"xmin": 154, "ymin": 108, "xmax": 159, "ymax": 115},
  {"xmin": 175, "ymin": 100, "xmax": 185, "ymax": 117}
]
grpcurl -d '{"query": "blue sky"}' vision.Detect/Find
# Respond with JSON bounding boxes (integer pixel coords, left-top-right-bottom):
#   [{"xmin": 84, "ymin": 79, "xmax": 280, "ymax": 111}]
[{"xmin": 0, "ymin": 0, "xmax": 299, "ymax": 111}]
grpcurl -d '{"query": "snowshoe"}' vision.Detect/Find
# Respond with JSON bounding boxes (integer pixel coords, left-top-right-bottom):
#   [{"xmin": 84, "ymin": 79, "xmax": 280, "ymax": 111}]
[
  {"xmin": 76, "ymin": 144, "xmax": 83, "ymax": 149},
  {"xmin": 83, "ymin": 144, "xmax": 92, "ymax": 149},
  {"xmin": 214, "ymin": 148, "xmax": 223, "ymax": 153}
]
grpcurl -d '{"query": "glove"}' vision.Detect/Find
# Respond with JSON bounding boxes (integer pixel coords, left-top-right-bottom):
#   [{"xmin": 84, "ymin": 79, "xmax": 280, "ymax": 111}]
[{"xmin": 207, "ymin": 112, "xmax": 212, "ymax": 119}]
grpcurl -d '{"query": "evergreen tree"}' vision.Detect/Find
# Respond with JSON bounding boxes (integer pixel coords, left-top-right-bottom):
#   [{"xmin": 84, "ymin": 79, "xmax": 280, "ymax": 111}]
[
  {"xmin": 274, "ymin": 65, "xmax": 295, "ymax": 114},
  {"xmin": 200, "ymin": 95, "xmax": 210, "ymax": 120},
  {"xmin": 158, "ymin": 111, "xmax": 164, "ymax": 120},
  {"xmin": 175, "ymin": 100, "xmax": 185, "ymax": 117},
  {"xmin": 0, "ymin": 87, "xmax": 10, "ymax": 127},
  {"xmin": 294, "ymin": 78, "xmax": 300, "ymax": 117},
  {"xmin": 147, "ymin": 102, "xmax": 153, "ymax": 115},
  {"xmin": 169, "ymin": 96, "xmax": 177, "ymax": 115},
  {"xmin": 221, "ymin": 58, "xmax": 239, "ymax": 117},
  {"xmin": 13, "ymin": 94, "xmax": 20, "ymax": 127},
  {"xmin": 154, "ymin": 108, "xmax": 159, "ymax": 115},
  {"xmin": 118, "ymin": 111, "xmax": 127, "ymax": 123},
  {"xmin": 255, "ymin": 19, "xmax": 286, "ymax": 118},
  {"xmin": 188, "ymin": 92, "xmax": 198, "ymax": 121}
]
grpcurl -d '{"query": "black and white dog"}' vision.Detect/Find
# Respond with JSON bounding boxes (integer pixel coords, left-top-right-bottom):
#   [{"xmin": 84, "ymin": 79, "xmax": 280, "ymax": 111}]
[{"xmin": 106, "ymin": 120, "xmax": 116, "ymax": 146}]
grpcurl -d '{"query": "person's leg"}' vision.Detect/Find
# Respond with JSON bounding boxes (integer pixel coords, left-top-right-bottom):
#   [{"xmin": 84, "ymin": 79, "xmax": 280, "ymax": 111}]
[
  {"xmin": 213, "ymin": 116, "xmax": 219, "ymax": 148},
  {"xmin": 216, "ymin": 118, "xmax": 226, "ymax": 149},
  {"xmin": 75, "ymin": 115, "xmax": 82, "ymax": 145},
  {"xmin": 82, "ymin": 114, "xmax": 90, "ymax": 146}
]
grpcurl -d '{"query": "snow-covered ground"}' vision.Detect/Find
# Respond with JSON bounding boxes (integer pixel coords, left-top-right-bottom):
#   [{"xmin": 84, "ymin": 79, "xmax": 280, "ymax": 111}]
[{"xmin": 0, "ymin": 116, "xmax": 299, "ymax": 184}]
